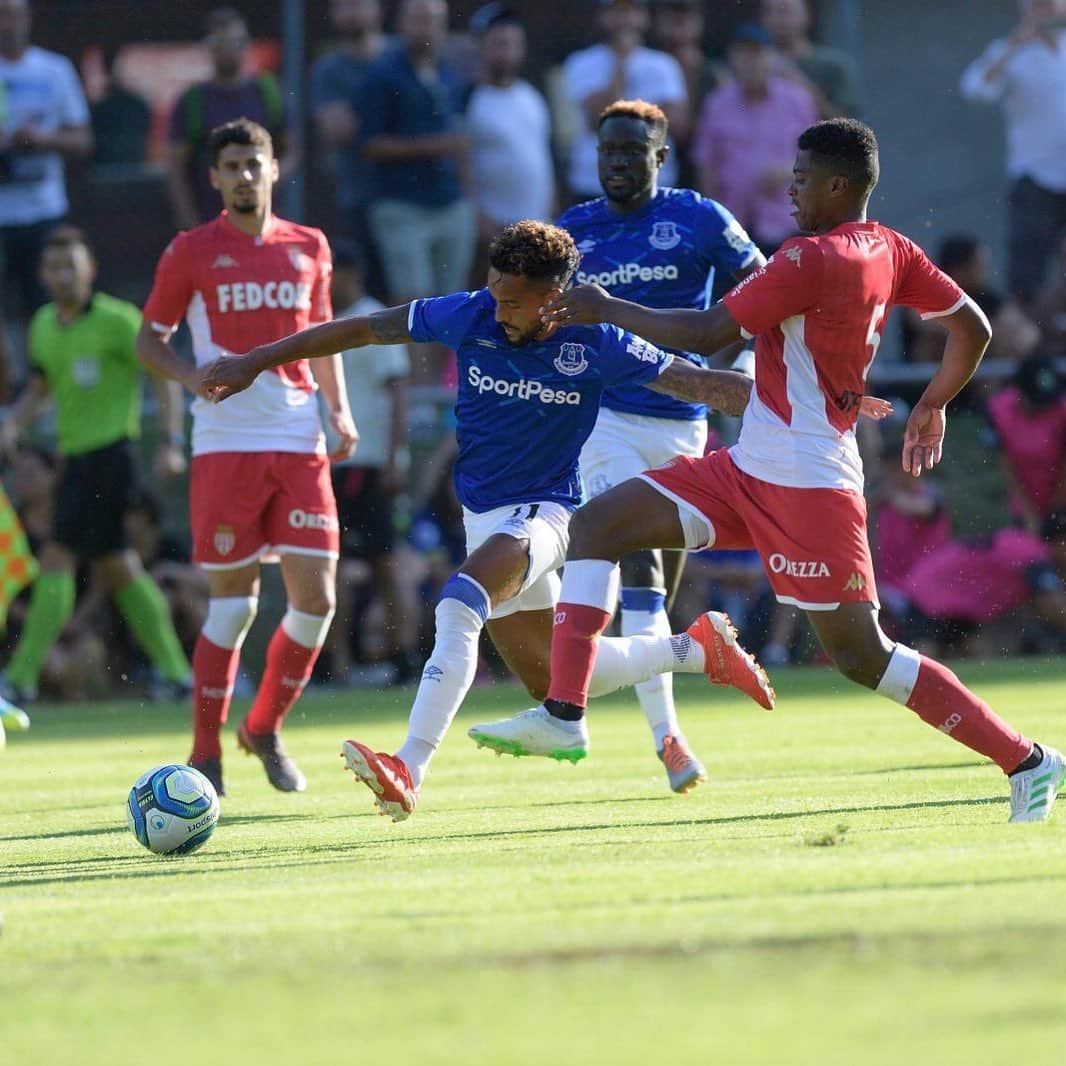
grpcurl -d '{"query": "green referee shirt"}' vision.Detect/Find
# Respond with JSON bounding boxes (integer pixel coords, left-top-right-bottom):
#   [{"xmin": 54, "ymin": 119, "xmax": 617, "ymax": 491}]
[{"xmin": 28, "ymin": 293, "xmax": 144, "ymax": 457}]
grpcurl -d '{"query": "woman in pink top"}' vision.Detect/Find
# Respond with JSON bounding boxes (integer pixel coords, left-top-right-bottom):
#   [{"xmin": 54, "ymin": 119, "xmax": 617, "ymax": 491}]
[
  {"xmin": 692, "ymin": 23, "xmax": 818, "ymax": 251},
  {"xmin": 986, "ymin": 355, "xmax": 1066, "ymax": 531}
]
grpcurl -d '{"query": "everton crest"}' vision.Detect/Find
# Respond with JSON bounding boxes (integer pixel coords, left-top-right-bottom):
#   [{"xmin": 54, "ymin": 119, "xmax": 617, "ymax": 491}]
[
  {"xmin": 649, "ymin": 221, "xmax": 681, "ymax": 250},
  {"xmin": 554, "ymin": 342, "xmax": 589, "ymax": 376}
]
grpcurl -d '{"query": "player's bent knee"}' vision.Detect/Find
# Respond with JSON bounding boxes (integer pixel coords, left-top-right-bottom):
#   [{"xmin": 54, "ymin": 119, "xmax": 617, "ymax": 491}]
[{"xmin": 438, "ymin": 573, "xmax": 491, "ymax": 628}]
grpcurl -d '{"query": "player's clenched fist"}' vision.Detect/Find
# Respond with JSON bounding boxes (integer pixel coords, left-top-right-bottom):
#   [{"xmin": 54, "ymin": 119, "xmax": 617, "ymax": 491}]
[{"xmin": 541, "ymin": 283, "xmax": 612, "ymax": 327}]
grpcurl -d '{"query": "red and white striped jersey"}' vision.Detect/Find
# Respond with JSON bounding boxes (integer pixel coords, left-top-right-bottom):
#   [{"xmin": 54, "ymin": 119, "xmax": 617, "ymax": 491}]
[
  {"xmin": 722, "ymin": 221, "xmax": 964, "ymax": 492},
  {"xmin": 143, "ymin": 212, "xmax": 333, "ymax": 457}
]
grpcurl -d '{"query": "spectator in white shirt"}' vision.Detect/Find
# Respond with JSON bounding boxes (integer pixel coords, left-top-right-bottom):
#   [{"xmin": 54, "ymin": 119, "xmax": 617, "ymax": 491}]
[
  {"xmin": 561, "ymin": 0, "xmax": 687, "ymax": 202},
  {"xmin": 960, "ymin": 0, "xmax": 1066, "ymax": 306},
  {"xmin": 0, "ymin": 0, "xmax": 92, "ymax": 399},
  {"xmin": 465, "ymin": 3, "xmax": 555, "ymax": 281}
]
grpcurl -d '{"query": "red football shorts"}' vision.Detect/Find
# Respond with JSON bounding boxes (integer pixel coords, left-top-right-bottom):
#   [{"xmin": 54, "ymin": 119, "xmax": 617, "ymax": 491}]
[
  {"xmin": 641, "ymin": 448, "xmax": 877, "ymax": 610},
  {"xmin": 190, "ymin": 451, "xmax": 339, "ymax": 569}
]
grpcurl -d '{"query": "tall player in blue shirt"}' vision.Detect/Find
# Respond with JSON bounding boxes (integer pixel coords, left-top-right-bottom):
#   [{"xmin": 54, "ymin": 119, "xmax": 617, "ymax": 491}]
[
  {"xmin": 558, "ymin": 100, "xmax": 765, "ymax": 793},
  {"xmin": 202, "ymin": 221, "xmax": 772, "ymax": 820}
]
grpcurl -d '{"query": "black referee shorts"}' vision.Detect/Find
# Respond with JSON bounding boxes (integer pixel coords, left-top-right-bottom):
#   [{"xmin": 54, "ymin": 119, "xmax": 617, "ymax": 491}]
[{"xmin": 53, "ymin": 438, "xmax": 138, "ymax": 559}]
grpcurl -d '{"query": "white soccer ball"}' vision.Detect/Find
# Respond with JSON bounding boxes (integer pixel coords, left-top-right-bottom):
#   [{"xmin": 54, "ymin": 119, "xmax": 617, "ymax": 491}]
[{"xmin": 126, "ymin": 764, "xmax": 220, "ymax": 856}]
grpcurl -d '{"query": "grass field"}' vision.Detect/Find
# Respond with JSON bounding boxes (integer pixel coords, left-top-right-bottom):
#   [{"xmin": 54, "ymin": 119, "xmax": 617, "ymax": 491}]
[{"xmin": 3, "ymin": 659, "xmax": 1065, "ymax": 1065}]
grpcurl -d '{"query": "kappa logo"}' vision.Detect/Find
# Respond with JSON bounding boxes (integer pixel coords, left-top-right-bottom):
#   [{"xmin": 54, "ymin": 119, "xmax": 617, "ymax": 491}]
[
  {"xmin": 211, "ymin": 254, "xmax": 238, "ymax": 269},
  {"xmin": 783, "ymin": 245, "xmax": 803, "ymax": 267},
  {"xmin": 843, "ymin": 572, "xmax": 867, "ymax": 592},
  {"xmin": 554, "ymin": 342, "xmax": 589, "ymax": 377},
  {"xmin": 769, "ymin": 553, "xmax": 830, "ymax": 578},
  {"xmin": 649, "ymin": 220, "xmax": 681, "ymax": 250},
  {"xmin": 213, "ymin": 524, "xmax": 236, "ymax": 556}
]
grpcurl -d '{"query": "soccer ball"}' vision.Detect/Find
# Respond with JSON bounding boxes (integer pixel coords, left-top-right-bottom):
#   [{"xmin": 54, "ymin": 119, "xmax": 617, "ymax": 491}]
[{"xmin": 126, "ymin": 764, "xmax": 220, "ymax": 856}]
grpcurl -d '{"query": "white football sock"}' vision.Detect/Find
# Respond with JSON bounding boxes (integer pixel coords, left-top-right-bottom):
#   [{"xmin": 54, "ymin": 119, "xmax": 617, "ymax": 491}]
[
  {"xmin": 398, "ymin": 577, "xmax": 488, "ymax": 788},
  {"xmin": 620, "ymin": 588, "xmax": 682, "ymax": 748},
  {"xmin": 589, "ymin": 630, "xmax": 704, "ymax": 700}
]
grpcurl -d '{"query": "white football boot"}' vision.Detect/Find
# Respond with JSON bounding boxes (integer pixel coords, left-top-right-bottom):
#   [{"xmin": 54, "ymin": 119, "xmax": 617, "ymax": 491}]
[
  {"xmin": 468, "ymin": 705, "xmax": 589, "ymax": 762},
  {"xmin": 1009, "ymin": 745, "xmax": 1066, "ymax": 823}
]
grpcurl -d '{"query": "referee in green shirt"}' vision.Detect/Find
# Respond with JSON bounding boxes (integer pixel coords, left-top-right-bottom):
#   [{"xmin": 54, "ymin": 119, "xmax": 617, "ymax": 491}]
[{"xmin": 0, "ymin": 226, "xmax": 191, "ymax": 711}]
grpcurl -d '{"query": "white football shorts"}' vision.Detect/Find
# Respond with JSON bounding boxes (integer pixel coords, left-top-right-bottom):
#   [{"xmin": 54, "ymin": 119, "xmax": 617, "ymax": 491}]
[
  {"xmin": 580, "ymin": 408, "xmax": 708, "ymax": 501},
  {"xmin": 462, "ymin": 500, "xmax": 573, "ymax": 619}
]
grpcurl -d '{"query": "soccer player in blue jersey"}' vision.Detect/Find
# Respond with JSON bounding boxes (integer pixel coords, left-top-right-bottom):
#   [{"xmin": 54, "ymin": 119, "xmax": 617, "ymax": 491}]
[
  {"xmin": 201, "ymin": 221, "xmax": 773, "ymax": 820},
  {"xmin": 558, "ymin": 99, "xmax": 766, "ymax": 793}
]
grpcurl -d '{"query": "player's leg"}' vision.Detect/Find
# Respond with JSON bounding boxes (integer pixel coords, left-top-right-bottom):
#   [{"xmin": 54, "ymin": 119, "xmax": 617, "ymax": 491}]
[
  {"xmin": 343, "ymin": 529, "xmax": 532, "ymax": 820},
  {"xmin": 191, "ymin": 562, "xmax": 260, "ymax": 794},
  {"xmin": 2, "ymin": 446, "xmax": 92, "ymax": 702},
  {"xmin": 187, "ymin": 453, "xmax": 279, "ymax": 795},
  {"xmin": 241, "ymin": 550, "xmax": 336, "ymax": 778},
  {"xmin": 3, "ymin": 541, "xmax": 75, "ymax": 703},
  {"xmin": 234, "ymin": 453, "xmax": 339, "ymax": 792},
  {"xmin": 581, "ymin": 410, "xmax": 707, "ymax": 785},
  {"xmin": 806, "ymin": 602, "xmax": 1063, "ymax": 822},
  {"xmin": 98, "ymin": 549, "xmax": 192, "ymax": 692}
]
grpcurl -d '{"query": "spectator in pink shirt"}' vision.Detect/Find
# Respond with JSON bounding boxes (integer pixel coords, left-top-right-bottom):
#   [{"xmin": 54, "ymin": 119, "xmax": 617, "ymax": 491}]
[
  {"xmin": 986, "ymin": 355, "xmax": 1066, "ymax": 531},
  {"xmin": 691, "ymin": 23, "xmax": 818, "ymax": 252},
  {"xmin": 900, "ymin": 522, "xmax": 1066, "ymax": 657},
  {"xmin": 873, "ymin": 452, "xmax": 953, "ymax": 620}
]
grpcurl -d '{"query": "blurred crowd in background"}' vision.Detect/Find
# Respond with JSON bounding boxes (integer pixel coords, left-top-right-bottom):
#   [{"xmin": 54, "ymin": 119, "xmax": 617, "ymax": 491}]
[{"xmin": 1, "ymin": 0, "xmax": 1064, "ymax": 700}]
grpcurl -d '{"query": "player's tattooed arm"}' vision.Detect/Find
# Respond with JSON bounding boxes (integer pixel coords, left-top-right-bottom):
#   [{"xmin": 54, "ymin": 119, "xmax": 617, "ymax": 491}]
[
  {"xmin": 201, "ymin": 303, "xmax": 414, "ymax": 400},
  {"xmin": 647, "ymin": 362, "xmax": 753, "ymax": 417},
  {"xmin": 367, "ymin": 305, "xmax": 414, "ymax": 344},
  {"xmin": 542, "ymin": 286, "xmax": 743, "ymax": 357}
]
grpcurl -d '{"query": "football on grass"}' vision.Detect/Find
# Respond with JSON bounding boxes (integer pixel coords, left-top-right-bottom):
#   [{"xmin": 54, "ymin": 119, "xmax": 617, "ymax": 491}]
[{"xmin": 126, "ymin": 764, "xmax": 219, "ymax": 855}]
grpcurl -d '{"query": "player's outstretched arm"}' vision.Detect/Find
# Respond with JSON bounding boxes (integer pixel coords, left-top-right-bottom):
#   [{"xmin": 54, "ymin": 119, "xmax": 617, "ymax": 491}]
[
  {"xmin": 201, "ymin": 304, "xmax": 413, "ymax": 401},
  {"xmin": 542, "ymin": 285, "xmax": 743, "ymax": 357},
  {"xmin": 903, "ymin": 296, "xmax": 991, "ymax": 477},
  {"xmin": 647, "ymin": 362, "xmax": 753, "ymax": 417}
]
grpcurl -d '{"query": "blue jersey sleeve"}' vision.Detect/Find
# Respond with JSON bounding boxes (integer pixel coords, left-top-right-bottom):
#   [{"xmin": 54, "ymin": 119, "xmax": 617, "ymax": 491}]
[
  {"xmin": 408, "ymin": 290, "xmax": 482, "ymax": 347},
  {"xmin": 596, "ymin": 325, "xmax": 674, "ymax": 387},
  {"xmin": 695, "ymin": 196, "xmax": 760, "ymax": 279}
]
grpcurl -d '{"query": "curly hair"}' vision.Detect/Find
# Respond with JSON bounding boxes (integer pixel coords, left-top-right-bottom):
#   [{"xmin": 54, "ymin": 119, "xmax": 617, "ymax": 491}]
[
  {"xmin": 797, "ymin": 118, "xmax": 879, "ymax": 194},
  {"xmin": 598, "ymin": 99, "xmax": 669, "ymax": 145},
  {"xmin": 488, "ymin": 220, "xmax": 580, "ymax": 284}
]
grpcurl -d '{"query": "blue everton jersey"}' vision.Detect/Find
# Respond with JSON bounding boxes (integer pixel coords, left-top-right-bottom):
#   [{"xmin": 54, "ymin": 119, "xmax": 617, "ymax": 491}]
[
  {"xmin": 560, "ymin": 187, "xmax": 758, "ymax": 421},
  {"xmin": 409, "ymin": 289, "xmax": 674, "ymax": 512}
]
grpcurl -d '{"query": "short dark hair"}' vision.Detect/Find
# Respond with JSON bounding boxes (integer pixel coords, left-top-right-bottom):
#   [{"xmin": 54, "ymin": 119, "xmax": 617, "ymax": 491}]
[
  {"xmin": 205, "ymin": 6, "xmax": 247, "ymax": 36},
  {"xmin": 937, "ymin": 234, "xmax": 981, "ymax": 275},
  {"xmin": 42, "ymin": 224, "xmax": 93, "ymax": 257},
  {"xmin": 797, "ymin": 118, "xmax": 880, "ymax": 195},
  {"xmin": 598, "ymin": 98, "xmax": 668, "ymax": 144},
  {"xmin": 208, "ymin": 117, "xmax": 273, "ymax": 165},
  {"xmin": 489, "ymin": 221, "xmax": 579, "ymax": 285},
  {"xmin": 1042, "ymin": 510, "xmax": 1066, "ymax": 544}
]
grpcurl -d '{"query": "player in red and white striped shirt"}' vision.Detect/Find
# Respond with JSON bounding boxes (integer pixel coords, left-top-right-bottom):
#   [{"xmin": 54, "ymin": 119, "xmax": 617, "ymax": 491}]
[
  {"xmin": 137, "ymin": 119, "xmax": 357, "ymax": 797},
  {"xmin": 478, "ymin": 118, "xmax": 1064, "ymax": 823}
]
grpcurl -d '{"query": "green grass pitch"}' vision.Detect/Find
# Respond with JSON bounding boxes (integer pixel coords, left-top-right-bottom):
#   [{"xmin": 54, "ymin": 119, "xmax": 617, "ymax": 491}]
[{"xmin": 3, "ymin": 659, "xmax": 1065, "ymax": 1065}]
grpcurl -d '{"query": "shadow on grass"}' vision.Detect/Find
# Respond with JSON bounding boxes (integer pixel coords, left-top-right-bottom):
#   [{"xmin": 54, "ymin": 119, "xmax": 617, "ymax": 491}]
[
  {"xmin": 0, "ymin": 810, "xmax": 348, "ymax": 845},
  {"xmin": 1, "ymin": 794, "xmax": 1007, "ymax": 890}
]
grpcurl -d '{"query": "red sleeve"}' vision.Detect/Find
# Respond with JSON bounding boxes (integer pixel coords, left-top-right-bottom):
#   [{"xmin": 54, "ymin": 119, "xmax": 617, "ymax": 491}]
[
  {"xmin": 310, "ymin": 231, "xmax": 333, "ymax": 325},
  {"xmin": 722, "ymin": 237, "xmax": 824, "ymax": 337},
  {"xmin": 894, "ymin": 236, "xmax": 965, "ymax": 320},
  {"xmin": 142, "ymin": 234, "xmax": 195, "ymax": 332}
]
